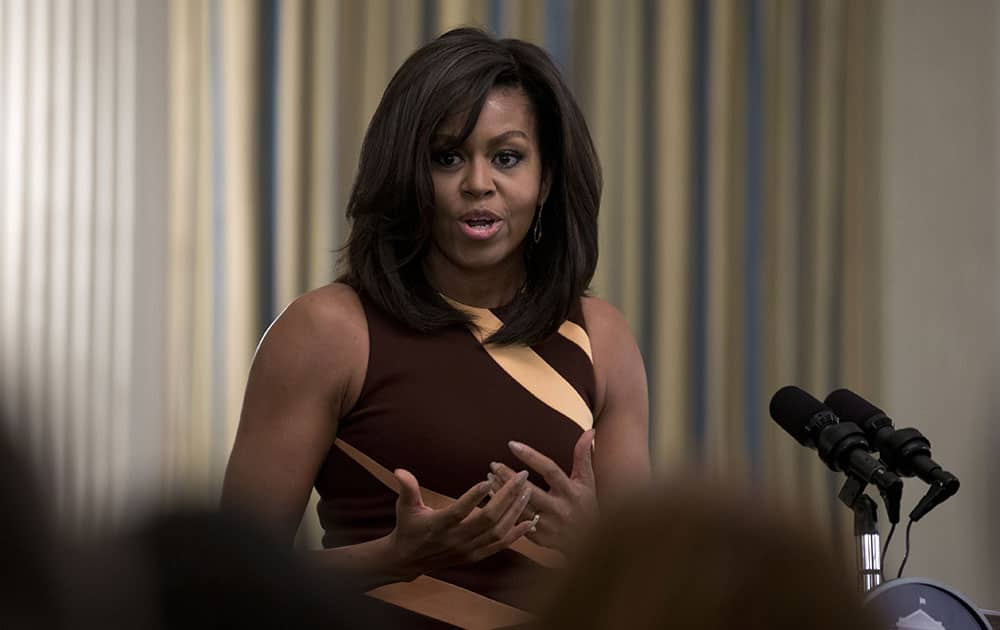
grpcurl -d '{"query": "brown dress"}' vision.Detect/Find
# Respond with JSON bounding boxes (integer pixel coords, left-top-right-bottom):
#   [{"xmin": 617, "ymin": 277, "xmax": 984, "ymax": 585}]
[{"xmin": 314, "ymin": 293, "xmax": 596, "ymax": 628}]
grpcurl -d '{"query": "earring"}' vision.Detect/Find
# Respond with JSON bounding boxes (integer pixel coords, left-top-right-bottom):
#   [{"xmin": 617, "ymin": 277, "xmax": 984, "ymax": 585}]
[{"xmin": 533, "ymin": 203, "xmax": 544, "ymax": 244}]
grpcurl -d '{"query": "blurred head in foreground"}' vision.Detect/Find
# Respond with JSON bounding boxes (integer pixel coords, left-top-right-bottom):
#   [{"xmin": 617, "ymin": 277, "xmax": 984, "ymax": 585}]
[
  {"xmin": 540, "ymin": 481, "xmax": 879, "ymax": 630},
  {"xmin": 0, "ymin": 425, "xmax": 58, "ymax": 629}
]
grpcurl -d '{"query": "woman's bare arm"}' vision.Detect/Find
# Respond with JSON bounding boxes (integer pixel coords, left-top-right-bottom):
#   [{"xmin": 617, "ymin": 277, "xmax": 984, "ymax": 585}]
[
  {"xmin": 221, "ymin": 283, "xmax": 535, "ymax": 584},
  {"xmin": 221, "ymin": 283, "xmax": 368, "ymax": 546},
  {"xmin": 583, "ymin": 296, "xmax": 652, "ymax": 501}
]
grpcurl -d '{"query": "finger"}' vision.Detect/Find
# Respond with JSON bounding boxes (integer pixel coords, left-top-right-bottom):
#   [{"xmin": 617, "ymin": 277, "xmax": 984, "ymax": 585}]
[
  {"xmin": 490, "ymin": 462, "xmax": 565, "ymax": 519},
  {"xmin": 473, "ymin": 518, "xmax": 536, "ymax": 562},
  {"xmin": 475, "ymin": 470, "xmax": 528, "ymax": 523},
  {"xmin": 441, "ymin": 479, "xmax": 493, "ymax": 525},
  {"xmin": 486, "ymin": 471, "xmax": 503, "ymax": 495},
  {"xmin": 525, "ymin": 526, "xmax": 555, "ymax": 549},
  {"xmin": 570, "ymin": 429, "xmax": 597, "ymax": 488},
  {"xmin": 393, "ymin": 469, "xmax": 425, "ymax": 509},
  {"xmin": 488, "ymin": 462, "xmax": 516, "ymax": 495},
  {"xmin": 508, "ymin": 441, "xmax": 573, "ymax": 494},
  {"xmin": 491, "ymin": 462, "xmax": 562, "ymax": 512},
  {"xmin": 467, "ymin": 485, "xmax": 532, "ymax": 549}
]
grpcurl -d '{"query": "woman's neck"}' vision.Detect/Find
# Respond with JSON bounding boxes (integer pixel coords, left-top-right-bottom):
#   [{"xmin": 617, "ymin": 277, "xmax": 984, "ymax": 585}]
[{"xmin": 423, "ymin": 255, "xmax": 525, "ymax": 309}]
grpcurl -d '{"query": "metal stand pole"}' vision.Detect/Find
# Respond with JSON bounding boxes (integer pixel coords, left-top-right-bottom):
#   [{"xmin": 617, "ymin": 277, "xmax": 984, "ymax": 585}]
[{"xmin": 839, "ymin": 477, "xmax": 882, "ymax": 592}]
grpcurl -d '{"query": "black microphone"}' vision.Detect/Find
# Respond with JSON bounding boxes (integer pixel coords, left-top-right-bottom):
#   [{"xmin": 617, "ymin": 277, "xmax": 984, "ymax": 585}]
[
  {"xmin": 825, "ymin": 388, "xmax": 959, "ymax": 520},
  {"xmin": 770, "ymin": 385, "xmax": 902, "ymax": 522}
]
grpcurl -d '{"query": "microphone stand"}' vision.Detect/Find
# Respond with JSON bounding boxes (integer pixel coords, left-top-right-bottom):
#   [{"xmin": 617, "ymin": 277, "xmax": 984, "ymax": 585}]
[{"xmin": 838, "ymin": 475, "xmax": 887, "ymax": 593}]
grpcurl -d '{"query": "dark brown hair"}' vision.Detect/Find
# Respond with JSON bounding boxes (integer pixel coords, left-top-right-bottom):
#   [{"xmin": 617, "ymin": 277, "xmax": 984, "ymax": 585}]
[
  {"xmin": 539, "ymin": 482, "xmax": 880, "ymax": 630},
  {"xmin": 339, "ymin": 27, "xmax": 601, "ymax": 345}
]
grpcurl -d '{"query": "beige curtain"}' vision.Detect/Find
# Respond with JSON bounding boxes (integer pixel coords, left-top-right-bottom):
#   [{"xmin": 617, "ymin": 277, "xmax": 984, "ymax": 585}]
[
  {"xmin": 161, "ymin": 0, "xmax": 883, "ymax": 547},
  {"xmin": 0, "ymin": 0, "xmax": 885, "ymax": 543}
]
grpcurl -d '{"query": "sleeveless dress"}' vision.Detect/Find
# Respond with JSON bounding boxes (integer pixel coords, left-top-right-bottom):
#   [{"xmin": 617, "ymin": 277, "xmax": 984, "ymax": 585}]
[{"xmin": 314, "ymin": 293, "xmax": 596, "ymax": 628}]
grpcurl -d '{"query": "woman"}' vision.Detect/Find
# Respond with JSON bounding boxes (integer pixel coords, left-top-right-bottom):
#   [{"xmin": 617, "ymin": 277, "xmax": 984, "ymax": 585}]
[{"xmin": 222, "ymin": 27, "xmax": 650, "ymax": 627}]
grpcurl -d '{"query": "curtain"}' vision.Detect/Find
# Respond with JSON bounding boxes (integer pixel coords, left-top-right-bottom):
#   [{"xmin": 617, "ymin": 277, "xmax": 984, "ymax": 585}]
[{"xmin": 1, "ymin": 0, "xmax": 882, "ymax": 546}]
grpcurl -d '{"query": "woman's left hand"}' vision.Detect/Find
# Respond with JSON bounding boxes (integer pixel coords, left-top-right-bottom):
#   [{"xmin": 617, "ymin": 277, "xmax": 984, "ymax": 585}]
[{"xmin": 487, "ymin": 429, "xmax": 599, "ymax": 553}]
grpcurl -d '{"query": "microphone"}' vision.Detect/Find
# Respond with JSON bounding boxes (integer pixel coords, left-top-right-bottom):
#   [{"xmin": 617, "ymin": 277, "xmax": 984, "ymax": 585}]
[
  {"xmin": 770, "ymin": 385, "xmax": 902, "ymax": 522},
  {"xmin": 825, "ymin": 388, "xmax": 959, "ymax": 520}
]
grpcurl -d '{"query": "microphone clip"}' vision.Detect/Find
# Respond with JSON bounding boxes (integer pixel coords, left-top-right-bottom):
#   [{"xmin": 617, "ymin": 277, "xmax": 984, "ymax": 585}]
[{"xmin": 839, "ymin": 472, "xmax": 902, "ymax": 525}]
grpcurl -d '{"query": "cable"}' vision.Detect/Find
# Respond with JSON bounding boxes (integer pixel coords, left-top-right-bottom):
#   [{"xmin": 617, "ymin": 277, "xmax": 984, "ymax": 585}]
[
  {"xmin": 896, "ymin": 519, "xmax": 915, "ymax": 579},
  {"xmin": 880, "ymin": 521, "xmax": 897, "ymax": 580}
]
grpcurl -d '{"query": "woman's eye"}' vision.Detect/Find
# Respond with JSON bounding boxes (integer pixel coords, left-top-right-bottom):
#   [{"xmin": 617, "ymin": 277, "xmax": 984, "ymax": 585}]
[
  {"xmin": 432, "ymin": 151, "xmax": 461, "ymax": 167},
  {"xmin": 494, "ymin": 150, "xmax": 522, "ymax": 169}
]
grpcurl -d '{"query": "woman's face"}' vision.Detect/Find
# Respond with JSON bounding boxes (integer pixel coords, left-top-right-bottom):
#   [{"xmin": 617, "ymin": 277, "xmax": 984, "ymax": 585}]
[{"xmin": 426, "ymin": 87, "xmax": 547, "ymax": 289}]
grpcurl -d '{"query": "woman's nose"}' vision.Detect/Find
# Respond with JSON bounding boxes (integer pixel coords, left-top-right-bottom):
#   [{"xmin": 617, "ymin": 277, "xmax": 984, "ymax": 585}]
[{"xmin": 461, "ymin": 157, "xmax": 495, "ymax": 198}]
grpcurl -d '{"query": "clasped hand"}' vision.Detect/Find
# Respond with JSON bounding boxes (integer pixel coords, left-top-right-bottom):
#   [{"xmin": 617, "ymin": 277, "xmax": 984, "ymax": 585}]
[
  {"xmin": 385, "ymin": 466, "xmax": 535, "ymax": 578},
  {"xmin": 488, "ymin": 429, "xmax": 599, "ymax": 553}
]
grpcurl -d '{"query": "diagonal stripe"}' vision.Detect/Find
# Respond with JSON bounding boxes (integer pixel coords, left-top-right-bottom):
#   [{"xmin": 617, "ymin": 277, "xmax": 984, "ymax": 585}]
[
  {"xmin": 334, "ymin": 439, "xmax": 565, "ymax": 568},
  {"xmin": 444, "ymin": 297, "xmax": 594, "ymax": 432},
  {"xmin": 367, "ymin": 574, "xmax": 534, "ymax": 630},
  {"xmin": 557, "ymin": 319, "xmax": 593, "ymax": 362}
]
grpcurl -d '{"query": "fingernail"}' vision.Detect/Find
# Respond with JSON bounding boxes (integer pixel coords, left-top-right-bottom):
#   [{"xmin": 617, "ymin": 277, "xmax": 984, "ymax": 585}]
[
  {"xmin": 508, "ymin": 440, "xmax": 525, "ymax": 452},
  {"xmin": 487, "ymin": 472, "xmax": 496, "ymax": 483},
  {"xmin": 489, "ymin": 461, "xmax": 501, "ymax": 473},
  {"xmin": 516, "ymin": 470, "xmax": 529, "ymax": 482}
]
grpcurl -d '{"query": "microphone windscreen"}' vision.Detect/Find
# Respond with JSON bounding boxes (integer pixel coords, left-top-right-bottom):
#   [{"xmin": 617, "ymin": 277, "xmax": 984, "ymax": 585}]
[
  {"xmin": 769, "ymin": 386, "xmax": 826, "ymax": 446},
  {"xmin": 824, "ymin": 388, "xmax": 884, "ymax": 424}
]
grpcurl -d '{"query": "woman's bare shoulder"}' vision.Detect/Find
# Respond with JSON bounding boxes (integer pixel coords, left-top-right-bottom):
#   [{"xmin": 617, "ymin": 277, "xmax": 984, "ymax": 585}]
[
  {"xmin": 579, "ymin": 296, "xmax": 645, "ymax": 416},
  {"xmin": 580, "ymin": 296, "xmax": 634, "ymax": 345},
  {"xmin": 254, "ymin": 282, "xmax": 368, "ymax": 406},
  {"xmin": 278, "ymin": 282, "xmax": 367, "ymax": 340}
]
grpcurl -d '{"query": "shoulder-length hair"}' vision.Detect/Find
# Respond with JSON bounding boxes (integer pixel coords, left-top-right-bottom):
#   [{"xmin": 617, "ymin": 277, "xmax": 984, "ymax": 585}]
[{"xmin": 339, "ymin": 27, "xmax": 601, "ymax": 345}]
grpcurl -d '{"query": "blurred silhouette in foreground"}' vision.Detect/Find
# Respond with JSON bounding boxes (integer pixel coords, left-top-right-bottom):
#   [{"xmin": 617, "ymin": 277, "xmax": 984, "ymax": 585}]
[
  {"xmin": 0, "ymin": 426, "xmax": 59, "ymax": 629},
  {"xmin": 60, "ymin": 507, "xmax": 387, "ymax": 629},
  {"xmin": 0, "ymin": 415, "xmax": 384, "ymax": 629},
  {"xmin": 539, "ymin": 480, "xmax": 880, "ymax": 630}
]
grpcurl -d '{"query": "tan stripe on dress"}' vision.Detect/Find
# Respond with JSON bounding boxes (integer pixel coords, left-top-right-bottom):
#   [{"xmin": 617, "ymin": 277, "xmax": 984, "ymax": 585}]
[
  {"xmin": 367, "ymin": 574, "xmax": 534, "ymax": 630},
  {"xmin": 557, "ymin": 319, "xmax": 593, "ymax": 361},
  {"xmin": 444, "ymin": 297, "xmax": 594, "ymax": 432},
  {"xmin": 334, "ymin": 439, "xmax": 565, "ymax": 568}
]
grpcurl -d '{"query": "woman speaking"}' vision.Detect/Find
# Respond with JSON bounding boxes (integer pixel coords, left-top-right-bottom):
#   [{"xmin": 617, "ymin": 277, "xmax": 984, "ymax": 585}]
[{"xmin": 222, "ymin": 27, "xmax": 650, "ymax": 628}]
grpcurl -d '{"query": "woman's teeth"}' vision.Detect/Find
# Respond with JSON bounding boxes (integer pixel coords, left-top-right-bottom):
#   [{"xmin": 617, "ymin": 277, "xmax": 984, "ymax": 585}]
[{"xmin": 466, "ymin": 219, "xmax": 496, "ymax": 228}]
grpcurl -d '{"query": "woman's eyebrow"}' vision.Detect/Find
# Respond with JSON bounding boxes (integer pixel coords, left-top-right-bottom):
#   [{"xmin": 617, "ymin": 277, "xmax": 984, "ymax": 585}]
[
  {"xmin": 431, "ymin": 129, "xmax": 529, "ymax": 149},
  {"xmin": 488, "ymin": 130, "xmax": 529, "ymax": 147}
]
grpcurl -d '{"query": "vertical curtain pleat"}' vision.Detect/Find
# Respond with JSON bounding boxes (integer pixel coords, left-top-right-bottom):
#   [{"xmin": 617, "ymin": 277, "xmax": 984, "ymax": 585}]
[
  {"xmin": 275, "ymin": 0, "xmax": 305, "ymax": 310},
  {"xmin": 801, "ymin": 0, "xmax": 845, "ymax": 530},
  {"xmin": 48, "ymin": 0, "xmax": 74, "ymax": 522},
  {"xmin": 838, "ymin": 0, "xmax": 882, "ymax": 394},
  {"xmin": 704, "ymin": 0, "xmax": 740, "ymax": 476},
  {"xmin": 306, "ymin": 0, "xmax": 339, "ymax": 289},
  {"xmin": 619, "ymin": 0, "xmax": 644, "ymax": 343},
  {"xmin": 589, "ymin": 0, "xmax": 617, "ymax": 303},
  {"xmin": 762, "ymin": 0, "xmax": 805, "ymax": 504},
  {"xmin": 219, "ymin": 0, "xmax": 260, "ymax": 484},
  {"xmin": 1, "ymin": 0, "xmax": 27, "ymax": 446},
  {"xmin": 90, "ymin": 0, "xmax": 116, "ymax": 532},
  {"xmin": 25, "ymin": 0, "xmax": 52, "ymax": 491},
  {"xmin": 112, "ymin": 0, "xmax": 136, "ymax": 526},
  {"xmin": 653, "ymin": 0, "xmax": 694, "ymax": 471},
  {"xmin": 166, "ymin": 0, "xmax": 193, "ymax": 499},
  {"xmin": 68, "ymin": 0, "xmax": 95, "ymax": 529}
]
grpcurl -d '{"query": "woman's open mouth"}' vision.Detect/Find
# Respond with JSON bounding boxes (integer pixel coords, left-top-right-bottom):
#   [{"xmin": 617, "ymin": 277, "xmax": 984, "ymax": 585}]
[{"xmin": 459, "ymin": 213, "xmax": 503, "ymax": 240}]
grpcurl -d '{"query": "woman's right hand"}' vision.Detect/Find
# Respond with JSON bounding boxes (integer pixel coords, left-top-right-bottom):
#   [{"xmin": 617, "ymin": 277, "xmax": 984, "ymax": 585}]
[{"xmin": 383, "ymin": 468, "xmax": 535, "ymax": 578}]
